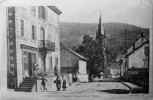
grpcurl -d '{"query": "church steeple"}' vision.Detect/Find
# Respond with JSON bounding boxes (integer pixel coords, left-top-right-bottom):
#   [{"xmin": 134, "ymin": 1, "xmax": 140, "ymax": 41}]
[
  {"xmin": 98, "ymin": 11, "xmax": 104, "ymax": 35},
  {"xmin": 96, "ymin": 11, "xmax": 104, "ymax": 41}
]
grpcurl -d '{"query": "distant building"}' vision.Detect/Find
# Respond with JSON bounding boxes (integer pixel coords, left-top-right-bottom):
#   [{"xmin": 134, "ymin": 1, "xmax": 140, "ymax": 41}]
[
  {"xmin": 121, "ymin": 33, "xmax": 149, "ymax": 87},
  {"xmin": 7, "ymin": 6, "xmax": 62, "ymax": 91},
  {"xmin": 60, "ymin": 43, "xmax": 88, "ymax": 83},
  {"xmin": 107, "ymin": 63, "xmax": 120, "ymax": 78}
]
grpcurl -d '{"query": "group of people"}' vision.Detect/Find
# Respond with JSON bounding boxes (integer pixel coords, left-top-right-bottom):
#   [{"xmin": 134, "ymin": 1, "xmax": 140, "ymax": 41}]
[
  {"xmin": 55, "ymin": 75, "xmax": 67, "ymax": 91},
  {"xmin": 32, "ymin": 62, "xmax": 67, "ymax": 91}
]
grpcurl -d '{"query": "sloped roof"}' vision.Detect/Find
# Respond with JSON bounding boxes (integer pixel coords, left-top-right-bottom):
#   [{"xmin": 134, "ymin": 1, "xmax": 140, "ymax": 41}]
[
  {"xmin": 60, "ymin": 42, "xmax": 88, "ymax": 61},
  {"xmin": 48, "ymin": 6, "xmax": 62, "ymax": 15},
  {"xmin": 124, "ymin": 32, "xmax": 149, "ymax": 57}
]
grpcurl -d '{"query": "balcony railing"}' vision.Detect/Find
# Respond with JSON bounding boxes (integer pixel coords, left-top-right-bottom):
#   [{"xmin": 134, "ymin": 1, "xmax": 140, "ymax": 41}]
[{"xmin": 38, "ymin": 40, "xmax": 55, "ymax": 51}]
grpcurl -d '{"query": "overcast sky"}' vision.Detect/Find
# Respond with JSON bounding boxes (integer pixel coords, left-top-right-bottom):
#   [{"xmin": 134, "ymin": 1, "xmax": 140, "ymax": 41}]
[
  {"xmin": 51, "ymin": 0, "xmax": 152, "ymax": 28},
  {"xmin": 3, "ymin": 0, "xmax": 152, "ymax": 28}
]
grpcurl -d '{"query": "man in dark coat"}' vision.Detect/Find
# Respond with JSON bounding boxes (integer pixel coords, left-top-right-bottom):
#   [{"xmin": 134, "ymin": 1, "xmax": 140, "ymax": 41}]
[{"xmin": 56, "ymin": 76, "xmax": 61, "ymax": 91}]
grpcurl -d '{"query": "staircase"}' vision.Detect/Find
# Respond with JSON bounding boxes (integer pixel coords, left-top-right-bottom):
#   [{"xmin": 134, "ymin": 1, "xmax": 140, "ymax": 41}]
[{"xmin": 15, "ymin": 77, "xmax": 35, "ymax": 92}]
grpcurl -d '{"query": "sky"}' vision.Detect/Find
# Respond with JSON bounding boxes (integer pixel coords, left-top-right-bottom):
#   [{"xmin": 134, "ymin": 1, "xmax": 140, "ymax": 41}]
[
  {"xmin": 51, "ymin": 0, "xmax": 152, "ymax": 28},
  {"xmin": 2, "ymin": 0, "xmax": 152, "ymax": 28}
]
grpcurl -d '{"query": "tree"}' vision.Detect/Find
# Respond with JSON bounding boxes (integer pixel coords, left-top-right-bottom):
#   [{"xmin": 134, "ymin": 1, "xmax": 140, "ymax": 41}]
[{"xmin": 75, "ymin": 35, "xmax": 105, "ymax": 76}]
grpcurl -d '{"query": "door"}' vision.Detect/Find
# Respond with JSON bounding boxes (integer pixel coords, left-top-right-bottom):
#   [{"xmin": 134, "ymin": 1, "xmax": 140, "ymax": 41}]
[
  {"xmin": 28, "ymin": 53, "xmax": 32, "ymax": 76},
  {"xmin": 23, "ymin": 52, "xmax": 28, "ymax": 77}
]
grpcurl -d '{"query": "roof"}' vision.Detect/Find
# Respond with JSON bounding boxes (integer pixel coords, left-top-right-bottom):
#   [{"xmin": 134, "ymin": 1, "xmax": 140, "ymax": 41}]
[
  {"xmin": 124, "ymin": 33, "xmax": 149, "ymax": 57},
  {"xmin": 48, "ymin": 6, "xmax": 62, "ymax": 15},
  {"xmin": 60, "ymin": 42, "xmax": 88, "ymax": 61}
]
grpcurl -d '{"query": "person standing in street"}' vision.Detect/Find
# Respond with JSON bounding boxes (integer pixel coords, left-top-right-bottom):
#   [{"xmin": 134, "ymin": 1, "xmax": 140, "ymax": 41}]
[
  {"xmin": 41, "ymin": 77, "xmax": 47, "ymax": 91},
  {"xmin": 31, "ymin": 63, "xmax": 39, "ymax": 80},
  {"xmin": 56, "ymin": 76, "xmax": 61, "ymax": 91},
  {"xmin": 62, "ymin": 75, "xmax": 67, "ymax": 91}
]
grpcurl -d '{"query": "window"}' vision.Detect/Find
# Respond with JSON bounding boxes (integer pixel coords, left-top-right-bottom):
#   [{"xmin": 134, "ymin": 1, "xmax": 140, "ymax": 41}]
[
  {"xmin": 38, "ymin": 6, "xmax": 46, "ymax": 20},
  {"xmin": 21, "ymin": 19, "xmax": 24, "ymax": 36},
  {"xmin": 40, "ymin": 28, "xmax": 45, "ymax": 40},
  {"xmin": 31, "ymin": 6, "xmax": 36, "ymax": 15},
  {"xmin": 55, "ymin": 58, "xmax": 58, "ymax": 65},
  {"xmin": 144, "ymin": 47, "xmax": 149, "ymax": 56},
  {"xmin": 49, "ymin": 14, "xmax": 52, "ymax": 25},
  {"xmin": 32, "ymin": 25, "xmax": 36, "ymax": 40},
  {"xmin": 50, "ymin": 56, "xmax": 52, "ymax": 68},
  {"xmin": 48, "ymin": 33, "xmax": 52, "ymax": 41}
]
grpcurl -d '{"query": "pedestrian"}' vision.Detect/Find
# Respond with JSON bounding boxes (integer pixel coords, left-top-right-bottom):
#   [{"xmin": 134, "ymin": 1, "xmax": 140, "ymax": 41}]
[
  {"xmin": 56, "ymin": 76, "xmax": 61, "ymax": 91},
  {"xmin": 62, "ymin": 76, "xmax": 67, "ymax": 91},
  {"xmin": 31, "ymin": 63, "xmax": 39, "ymax": 80},
  {"xmin": 67, "ymin": 74, "xmax": 72, "ymax": 86},
  {"xmin": 41, "ymin": 77, "xmax": 47, "ymax": 91}
]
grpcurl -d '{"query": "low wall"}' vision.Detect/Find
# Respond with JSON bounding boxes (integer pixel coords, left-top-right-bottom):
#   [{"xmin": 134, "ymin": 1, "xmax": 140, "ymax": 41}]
[{"xmin": 78, "ymin": 74, "xmax": 88, "ymax": 82}]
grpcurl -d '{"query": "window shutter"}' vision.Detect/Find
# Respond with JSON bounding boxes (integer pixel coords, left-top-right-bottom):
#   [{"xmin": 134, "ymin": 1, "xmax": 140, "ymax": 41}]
[
  {"xmin": 38, "ymin": 7, "xmax": 40, "ymax": 18},
  {"xmin": 34, "ymin": 26, "xmax": 36, "ymax": 40},
  {"xmin": 21, "ymin": 19, "xmax": 24, "ymax": 36},
  {"xmin": 50, "ymin": 57, "xmax": 52, "ymax": 69}
]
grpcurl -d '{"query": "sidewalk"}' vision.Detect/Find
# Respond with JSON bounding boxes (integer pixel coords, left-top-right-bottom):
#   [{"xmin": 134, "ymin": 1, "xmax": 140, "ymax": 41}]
[{"xmin": 121, "ymin": 82, "xmax": 147, "ymax": 94}]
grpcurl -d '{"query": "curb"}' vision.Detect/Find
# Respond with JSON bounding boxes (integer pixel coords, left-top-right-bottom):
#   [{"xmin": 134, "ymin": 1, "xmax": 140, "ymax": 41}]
[{"xmin": 121, "ymin": 82, "xmax": 133, "ymax": 94}]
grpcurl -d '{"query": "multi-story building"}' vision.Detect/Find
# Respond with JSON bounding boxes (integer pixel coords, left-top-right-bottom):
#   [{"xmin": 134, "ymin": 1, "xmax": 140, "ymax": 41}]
[{"xmin": 7, "ymin": 6, "xmax": 62, "ymax": 91}]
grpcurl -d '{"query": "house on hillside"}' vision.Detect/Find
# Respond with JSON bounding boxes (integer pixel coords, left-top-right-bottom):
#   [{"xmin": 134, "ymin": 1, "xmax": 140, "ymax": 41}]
[
  {"xmin": 121, "ymin": 32, "xmax": 149, "ymax": 87},
  {"xmin": 60, "ymin": 43, "xmax": 88, "ymax": 83}
]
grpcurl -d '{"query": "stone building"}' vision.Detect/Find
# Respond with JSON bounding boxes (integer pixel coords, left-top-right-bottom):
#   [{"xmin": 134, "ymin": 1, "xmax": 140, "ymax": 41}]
[
  {"xmin": 121, "ymin": 33, "xmax": 149, "ymax": 87},
  {"xmin": 60, "ymin": 43, "xmax": 88, "ymax": 83},
  {"xmin": 7, "ymin": 6, "xmax": 62, "ymax": 91}
]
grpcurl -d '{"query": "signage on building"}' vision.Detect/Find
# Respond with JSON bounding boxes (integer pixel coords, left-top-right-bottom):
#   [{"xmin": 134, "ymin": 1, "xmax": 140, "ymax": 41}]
[{"xmin": 20, "ymin": 44, "xmax": 38, "ymax": 51}]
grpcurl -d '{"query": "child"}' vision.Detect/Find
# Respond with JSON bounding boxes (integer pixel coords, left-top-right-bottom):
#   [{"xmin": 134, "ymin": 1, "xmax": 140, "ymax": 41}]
[{"xmin": 41, "ymin": 77, "xmax": 47, "ymax": 91}]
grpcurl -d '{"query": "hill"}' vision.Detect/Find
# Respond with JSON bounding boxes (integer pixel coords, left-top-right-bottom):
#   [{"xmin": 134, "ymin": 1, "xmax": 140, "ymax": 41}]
[{"xmin": 60, "ymin": 22, "xmax": 149, "ymax": 56}]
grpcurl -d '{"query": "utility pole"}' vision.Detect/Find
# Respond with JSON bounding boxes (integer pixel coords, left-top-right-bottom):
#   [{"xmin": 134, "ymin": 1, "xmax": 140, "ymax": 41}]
[{"xmin": 124, "ymin": 29, "xmax": 127, "ymax": 53}]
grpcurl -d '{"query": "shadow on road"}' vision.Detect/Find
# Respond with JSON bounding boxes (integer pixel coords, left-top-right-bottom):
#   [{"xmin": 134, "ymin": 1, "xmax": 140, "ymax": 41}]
[{"xmin": 96, "ymin": 89, "xmax": 130, "ymax": 94}]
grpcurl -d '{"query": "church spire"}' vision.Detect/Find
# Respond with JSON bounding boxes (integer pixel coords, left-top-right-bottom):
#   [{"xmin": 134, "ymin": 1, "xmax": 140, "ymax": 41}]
[
  {"xmin": 98, "ymin": 11, "xmax": 104, "ymax": 35},
  {"xmin": 96, "ymin": 11, "xmax": 104, "ymax": 41}
]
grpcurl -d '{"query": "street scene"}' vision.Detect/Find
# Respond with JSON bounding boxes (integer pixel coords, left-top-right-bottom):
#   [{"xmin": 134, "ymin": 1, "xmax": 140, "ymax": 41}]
[{"xmin": 0, "ymin": 0, "xmax": 153, "ymax": 99}]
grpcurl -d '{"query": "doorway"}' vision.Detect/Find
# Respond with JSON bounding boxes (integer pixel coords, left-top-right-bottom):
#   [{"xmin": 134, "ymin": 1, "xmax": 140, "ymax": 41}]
[
  {"xmin": 28, "ymin": 53, "xmax": 32, "ymax": 76},
  {"xmin": 23, "ymin": 51, "xmax": 36, "ymax": 77}
]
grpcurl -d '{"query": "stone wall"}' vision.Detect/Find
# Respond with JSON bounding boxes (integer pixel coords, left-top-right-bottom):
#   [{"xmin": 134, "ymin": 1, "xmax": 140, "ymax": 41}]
[
  {"xmin": 8, "ymin": 7, "xmax": 18, "ymax": 88},
  {"xmin": 128, "ymin": 44, "xmax": 149, "ymax": 68}
]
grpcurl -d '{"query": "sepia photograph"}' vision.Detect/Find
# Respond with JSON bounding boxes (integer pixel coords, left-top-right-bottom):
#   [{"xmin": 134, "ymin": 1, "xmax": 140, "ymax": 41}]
[{"xmin": 0, "ymin": 0, "xmax": 153, "ymax": 100}]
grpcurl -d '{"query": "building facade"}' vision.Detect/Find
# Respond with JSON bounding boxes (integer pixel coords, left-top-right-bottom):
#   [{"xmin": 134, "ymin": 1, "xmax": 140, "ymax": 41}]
[
  {"xmin": 7, "ymin": 6, "xmax": 62, "ymax": 89},
  {"xmin": 60, "ymin": 43, "xmax": 88, "ymax": 83},
  {"xmin": 121, "ymin": 33, "xmax": 149, "ymax": 87}
]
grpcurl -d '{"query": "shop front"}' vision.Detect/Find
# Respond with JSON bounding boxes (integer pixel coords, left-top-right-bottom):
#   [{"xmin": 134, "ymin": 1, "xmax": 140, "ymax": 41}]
[{"xmin": 21, "ymin": 44, "xmax": 38, "ymax": 78}]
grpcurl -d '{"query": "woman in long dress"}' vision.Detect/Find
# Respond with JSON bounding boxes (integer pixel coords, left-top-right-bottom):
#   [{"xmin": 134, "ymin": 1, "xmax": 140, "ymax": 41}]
[{"xmin": 62, "ymin": 76, "xmax": 67, "ymax": 91}]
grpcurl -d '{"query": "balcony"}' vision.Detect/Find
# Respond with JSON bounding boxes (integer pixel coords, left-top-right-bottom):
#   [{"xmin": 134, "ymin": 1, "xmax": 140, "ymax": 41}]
[{"xmin": 38, "ymin": 40, "xmax": 55, "ymax": 52}]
